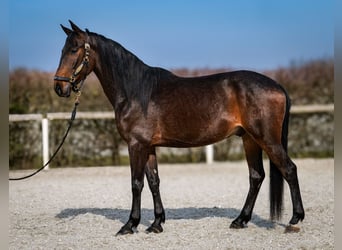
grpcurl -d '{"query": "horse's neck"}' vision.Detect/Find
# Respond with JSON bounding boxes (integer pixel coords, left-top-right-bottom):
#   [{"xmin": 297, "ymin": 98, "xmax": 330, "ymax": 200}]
[
  {"xmin": 92, "ymin": 43, "xmax": 146, "ymax": 112},
  {"xmin": 93, "ymin": 67, "xmax": 123, "ymax": 111}
]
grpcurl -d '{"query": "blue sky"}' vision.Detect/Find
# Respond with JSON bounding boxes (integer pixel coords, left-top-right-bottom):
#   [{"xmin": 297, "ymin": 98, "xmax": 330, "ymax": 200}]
[{"xmin": 10, "ymin": 0, "xmax": 333, "ymax": 72}]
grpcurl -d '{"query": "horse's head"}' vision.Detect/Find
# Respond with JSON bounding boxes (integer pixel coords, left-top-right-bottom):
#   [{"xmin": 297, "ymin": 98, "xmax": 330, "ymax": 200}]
[{"xmin": 54, "ymin": 20, "xmax": 94, "ymax": 97}]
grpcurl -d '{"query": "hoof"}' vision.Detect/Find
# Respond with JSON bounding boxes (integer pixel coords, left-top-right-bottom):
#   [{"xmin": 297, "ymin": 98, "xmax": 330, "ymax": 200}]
[
  {"xmin": 284, "ymin": 224, "xmax": 300, "ymax": 233},
  {"xmin": 229, "ymin": 220, "xmax": 246, "ymax": 229},
  {"xmin": 116, "ymin": 226, "xmax": 135, "ymax": 236},
  {"xmin": 289, "ymin": 212, "xmax": 305, "ymax": 225},
  {"xmin": 146, "ymin": 224, "xmax": 163, "ymax": 233}
]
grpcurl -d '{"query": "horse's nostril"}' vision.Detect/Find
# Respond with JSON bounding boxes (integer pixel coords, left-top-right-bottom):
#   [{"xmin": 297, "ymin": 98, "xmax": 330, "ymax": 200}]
[{"xmin": 55, "ymin": 84, "xmax": 62, "ymax": 96}]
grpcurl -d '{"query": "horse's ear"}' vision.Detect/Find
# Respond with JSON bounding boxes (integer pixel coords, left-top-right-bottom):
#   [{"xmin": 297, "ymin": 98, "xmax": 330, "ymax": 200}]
[
  {"xmin": 69, "ymin": 20, "xmax": 84, "ymax": 34},
  {"xmin": 61, "ymin": 24, "xmax": 72, "ymax": 36}
]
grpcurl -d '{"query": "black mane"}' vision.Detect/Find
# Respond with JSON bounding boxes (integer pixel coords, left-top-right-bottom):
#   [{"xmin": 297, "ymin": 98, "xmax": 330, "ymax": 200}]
[{"xmin": 89, "ymin": 31, "xmax": 174, "ymax": 113}]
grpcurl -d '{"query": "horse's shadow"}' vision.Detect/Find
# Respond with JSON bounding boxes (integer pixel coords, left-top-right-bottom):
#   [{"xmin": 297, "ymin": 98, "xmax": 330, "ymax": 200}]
[{"xmin": 56, "ymin": 206, "xmax": 284, "ymax": 229}]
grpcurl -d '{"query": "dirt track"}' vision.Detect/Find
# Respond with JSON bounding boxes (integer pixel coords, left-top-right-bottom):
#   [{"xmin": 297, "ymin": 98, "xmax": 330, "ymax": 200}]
[{"xmin": 9, "ymin": 159, "xmax": 333, "ymax": 249}]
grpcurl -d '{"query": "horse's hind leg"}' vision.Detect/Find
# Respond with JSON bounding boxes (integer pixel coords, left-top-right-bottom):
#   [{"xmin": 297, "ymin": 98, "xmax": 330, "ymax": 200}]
[
  {"xmin": 265, "ymin": 144, "xmax": 305, "ymax": 225},
  {"xmin": 145, "ymin": 149, "xmax": 165, "ymax": 233},
  {"xmin": 230, "ymin": 133, "xmax": 265, "ymax": 229}
]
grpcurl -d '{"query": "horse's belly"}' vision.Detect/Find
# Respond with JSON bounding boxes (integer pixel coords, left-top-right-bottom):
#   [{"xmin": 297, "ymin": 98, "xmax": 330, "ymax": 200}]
[{"xmin": 152, "ymin": 117, "xmax": 241, "ymax": 147}]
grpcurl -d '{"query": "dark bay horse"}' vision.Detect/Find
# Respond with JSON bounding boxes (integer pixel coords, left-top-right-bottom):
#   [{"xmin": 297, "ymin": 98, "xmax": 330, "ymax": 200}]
[{"xmin": 54, "ymin": 21, "xmax": 304, "ymax": 235}]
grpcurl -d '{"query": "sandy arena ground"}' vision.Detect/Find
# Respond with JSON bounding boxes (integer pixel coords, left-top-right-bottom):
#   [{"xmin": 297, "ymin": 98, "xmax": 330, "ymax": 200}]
[{"xmin": 9, "ymin": 158, "xmax": 333, "ymax": 249}]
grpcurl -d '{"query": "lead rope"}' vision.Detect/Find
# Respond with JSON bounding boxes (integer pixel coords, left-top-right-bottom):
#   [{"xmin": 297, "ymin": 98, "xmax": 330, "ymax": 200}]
[{"xmin": 9, "ymin": 83, "xmax": 84, "ymax": 181}]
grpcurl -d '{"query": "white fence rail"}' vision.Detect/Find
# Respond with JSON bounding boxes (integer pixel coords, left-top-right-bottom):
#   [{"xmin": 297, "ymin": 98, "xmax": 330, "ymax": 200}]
[{"xmin": 9, "ymin": 104, "xmax": 334, "ymax": 167}]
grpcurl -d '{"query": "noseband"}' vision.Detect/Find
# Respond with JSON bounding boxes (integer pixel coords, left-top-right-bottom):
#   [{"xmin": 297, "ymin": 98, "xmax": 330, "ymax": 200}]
[{"xmin": 54, "ymin": 42, "xmax": 90, "ymax": 92}]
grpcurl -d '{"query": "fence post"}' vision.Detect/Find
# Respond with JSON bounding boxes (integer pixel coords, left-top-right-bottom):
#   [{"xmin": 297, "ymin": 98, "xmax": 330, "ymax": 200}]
[
  {"xmin": 205, "ymin": 144, "xmax": 214, "ymax": 164},
  {"xmin": 42, "ymin": 118, "xmax": 49, "ymax": 170}
]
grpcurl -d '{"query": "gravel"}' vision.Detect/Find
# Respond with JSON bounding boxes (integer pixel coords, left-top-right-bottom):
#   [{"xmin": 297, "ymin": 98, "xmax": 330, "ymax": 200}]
[{"xmin": 9, "ymin": 158, "xmax": 334, "ymax": 249}]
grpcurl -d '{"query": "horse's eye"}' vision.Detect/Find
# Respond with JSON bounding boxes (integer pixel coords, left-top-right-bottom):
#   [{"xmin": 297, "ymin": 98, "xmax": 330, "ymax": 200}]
[{"xmin": 71, "ymin": 48, "xmax": 78, "ymax": 53}]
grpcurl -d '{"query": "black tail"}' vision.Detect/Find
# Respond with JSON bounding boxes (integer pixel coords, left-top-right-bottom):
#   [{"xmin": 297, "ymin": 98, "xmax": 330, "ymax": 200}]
[{"xmin": 270, "ymin": 90, "xmax": 291, "ymax": 220}]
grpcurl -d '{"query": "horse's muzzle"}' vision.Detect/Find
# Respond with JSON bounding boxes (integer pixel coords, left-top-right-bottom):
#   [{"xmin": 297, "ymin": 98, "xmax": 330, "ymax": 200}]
[{"xmin": 54, "ymin": 82, "xmax": 71, "ymax": 97}]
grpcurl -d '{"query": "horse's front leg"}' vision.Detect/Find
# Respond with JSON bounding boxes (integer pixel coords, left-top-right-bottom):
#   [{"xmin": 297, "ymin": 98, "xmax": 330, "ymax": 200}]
[
  {"xmin": 145, "ymin": 149, "xmax": 165, "ymax": 233},
  {"xmin": 116, "ymin": 142, "xmax": 149, "ymax": 235}
]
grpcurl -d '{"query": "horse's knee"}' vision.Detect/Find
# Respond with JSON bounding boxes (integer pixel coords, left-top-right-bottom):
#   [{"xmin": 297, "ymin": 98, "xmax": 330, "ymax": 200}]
[
  {"xmin": 132, "ymin": 179, "xmax": 144, "ymax": 193},
  {"xmin": 249, "ymin": 168, "xmax": 265, "ymax": 187},
  {"xmin": 252, "ymin": 170, "xmax": 265, "ymax": 181}
]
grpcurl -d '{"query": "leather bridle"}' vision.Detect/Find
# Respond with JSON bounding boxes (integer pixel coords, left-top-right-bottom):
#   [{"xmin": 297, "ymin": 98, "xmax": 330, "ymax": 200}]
[{"xmin": 54, "ymin": 42, "xmax": 90, "ymax": 92}]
